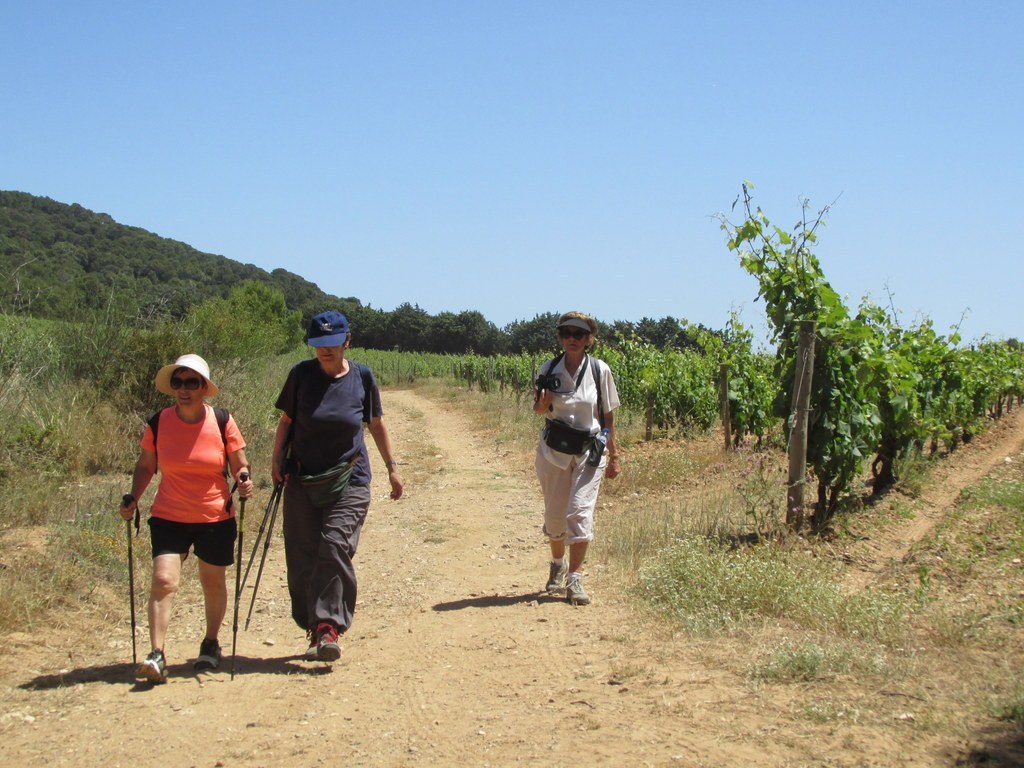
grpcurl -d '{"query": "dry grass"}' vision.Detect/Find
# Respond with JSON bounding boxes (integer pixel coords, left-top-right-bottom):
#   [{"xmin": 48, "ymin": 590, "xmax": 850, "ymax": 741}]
[
  {"xmin": 410, "ymin": 383, "xmax": 1024, "ymax": 752},
  {"xmin": 0, "ymin": 488, "xmax": 127, "ymax": 634},
  {"xmin": 0, "ymin": 357, "xmax": 283, "ymax": 632},
  {"xmin": 3, "ymin": 372, "xmax": 1024, "ymax": 756}
]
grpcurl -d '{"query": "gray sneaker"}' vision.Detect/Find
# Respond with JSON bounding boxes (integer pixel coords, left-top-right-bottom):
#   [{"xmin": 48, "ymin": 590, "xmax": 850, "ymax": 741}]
[
  {"xmin": 545, "ymin": 560, "xmax": 567, "ymax": 593},
  {"xmin": 566, "ymin": 574, "xmax": 591, "ymax": 606},
  {"xmin": 315, "ymin": 624, "xmax": 341, "ymax": 662}
]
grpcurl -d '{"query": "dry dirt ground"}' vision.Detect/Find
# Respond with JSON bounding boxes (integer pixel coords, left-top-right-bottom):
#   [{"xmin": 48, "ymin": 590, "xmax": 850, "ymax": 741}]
[{"xmin": 2, "ymin": 389, "xmax": 1024, "ymax": 767}]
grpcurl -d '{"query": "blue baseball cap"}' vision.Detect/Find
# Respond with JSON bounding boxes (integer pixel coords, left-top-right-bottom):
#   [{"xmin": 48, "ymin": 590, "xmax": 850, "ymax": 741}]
[{"xmin": 306, "ymin": 311, "xmax": 351, "ymax": 347}]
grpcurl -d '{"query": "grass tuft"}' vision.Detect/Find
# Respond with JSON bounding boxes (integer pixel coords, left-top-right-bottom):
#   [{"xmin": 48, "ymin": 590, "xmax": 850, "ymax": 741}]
[
  {"xmin": 995, "ymin": 687, "xmax": 1024, "ymax": 724},
  {"xmin": 635, "ymin": 537, "xmax": 909, "ymax": 643},
  {"xmin": 748, "ymin": 637, "xmax": 891, "ymax": 683}
]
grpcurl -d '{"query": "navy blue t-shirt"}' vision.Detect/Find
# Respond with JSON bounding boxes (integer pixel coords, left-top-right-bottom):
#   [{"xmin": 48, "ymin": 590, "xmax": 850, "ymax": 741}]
[{"xmin": 275, "ymin": 359, "xmax": 382, "ymax": 486}]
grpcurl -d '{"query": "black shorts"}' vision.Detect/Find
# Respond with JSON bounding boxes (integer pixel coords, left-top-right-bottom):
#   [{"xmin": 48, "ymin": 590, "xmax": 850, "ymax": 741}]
[{"xmin": 148, "ymin": 516, "xmax": 237, "ymax": 567}]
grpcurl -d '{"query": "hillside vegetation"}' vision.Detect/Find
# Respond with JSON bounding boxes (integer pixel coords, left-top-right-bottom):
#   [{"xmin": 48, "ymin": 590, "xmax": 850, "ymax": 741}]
[
  {"xmin": 0, "ymin": 190, "xmax": 727, "ymax": 355},
  {"xmin": 1, "ymin": 185, "xmax": 1024, "ymax": 764},
  {"xmin": 0, "ymin": 190, "xmax": 355, "ymax": 324}
]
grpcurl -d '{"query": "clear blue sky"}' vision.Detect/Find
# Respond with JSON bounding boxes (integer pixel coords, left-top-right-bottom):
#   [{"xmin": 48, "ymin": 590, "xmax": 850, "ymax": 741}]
[{"xmin": 3, "ymin": 1, "xmax": 1022, "ymax": 344}]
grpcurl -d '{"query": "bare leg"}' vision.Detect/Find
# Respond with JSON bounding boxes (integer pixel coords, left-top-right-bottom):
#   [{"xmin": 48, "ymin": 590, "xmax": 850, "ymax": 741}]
[
  {"xmin": 197, "ymin": 559, "xmax": 228, "ymax": 642},
  {"xmin": 148, "ymin": 554, "xmax": 183, "ymax": 651},
  {"xmin": 568, "ymin": 541, "xmax": 588, "ymax": 573},
  {"xmin": 550, "ymin": 540, "xmax": 588, "ymax": 571},
  {"xmin": 548, "ymin": 539, "xmax": 565, "ymax": 561}
]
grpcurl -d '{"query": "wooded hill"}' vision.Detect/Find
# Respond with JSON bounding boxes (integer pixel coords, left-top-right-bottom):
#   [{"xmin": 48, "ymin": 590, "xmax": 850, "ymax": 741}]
[
  {"xmin": 0, "ymin": 190, "xmax": 712, "ymax": 354},
  {"xmin": 0, "ymin": 190, "xmax": 356, "ymax": 325}
]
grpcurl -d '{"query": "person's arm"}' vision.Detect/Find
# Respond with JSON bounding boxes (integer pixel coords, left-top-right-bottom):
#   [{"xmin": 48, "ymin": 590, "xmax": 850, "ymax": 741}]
[
  {"xmin": 533, "ymin": 360, "xmax": 554, "ymax": 416},
  {"xmin": 603, "ymin": 411, "xmax": 621, "ymax": 480},
  {"xmin": 271, "ymin": 413, "xmax": 293, "ymax": 486},
  {"xmin": 119, "ymin": 448, "xmax": 157, "ymax": 520},
  {"xmin": 367, "ymin": 415, "xmax": 403, "ymax": 500}
]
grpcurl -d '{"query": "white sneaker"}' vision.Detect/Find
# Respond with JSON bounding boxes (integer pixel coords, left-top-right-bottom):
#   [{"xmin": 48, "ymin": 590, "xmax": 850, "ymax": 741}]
[
  {"xmin": 566, "ymin": 574, "xmax": 591, "ymax": 606},
  {"xmin": 135, "ymin": 649, "xmax": 168, "ymax": 683}
]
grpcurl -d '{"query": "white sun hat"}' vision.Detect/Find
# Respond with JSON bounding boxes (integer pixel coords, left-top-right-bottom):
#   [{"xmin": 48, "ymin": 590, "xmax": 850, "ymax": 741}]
[{"xmin": 154, "ymin": 353, "xmax": 220, "ymax": 397}]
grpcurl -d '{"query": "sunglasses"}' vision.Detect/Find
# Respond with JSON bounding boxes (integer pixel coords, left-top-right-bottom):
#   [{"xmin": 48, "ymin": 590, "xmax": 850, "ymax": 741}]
[
  {"xmin": 170, "ymin": 376, "xmax": 204, "ymax": 391},
  {"xmin": 558, "ymin": 328, "xmax": 589, "ymax": 340}
]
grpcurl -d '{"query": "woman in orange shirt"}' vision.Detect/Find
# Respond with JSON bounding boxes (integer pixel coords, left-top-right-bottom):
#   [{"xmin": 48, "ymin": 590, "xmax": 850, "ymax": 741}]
[{"xmin": 119, "ymin": 354, "xmax": 254, "ymax": 684}]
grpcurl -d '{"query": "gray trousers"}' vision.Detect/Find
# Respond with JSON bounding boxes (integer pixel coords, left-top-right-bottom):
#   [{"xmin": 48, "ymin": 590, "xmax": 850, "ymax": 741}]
[{"xmin": 282, "ymin": 480, "xmax": 371, "ymax": 634}]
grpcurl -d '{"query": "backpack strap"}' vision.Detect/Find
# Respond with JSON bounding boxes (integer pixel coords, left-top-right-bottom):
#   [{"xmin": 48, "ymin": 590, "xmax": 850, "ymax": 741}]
[
  {"xmin": 147, "ymin": 410, "xmax": 160, "ymax": 447},
  {"xmin": 540, "ymin": 352, "xmax": 604, "ymax": 430},
  {"xmin": 590, "ymin": 356, "xmax": 605, "ymax": 430},
  {"xmin": 146, "ymin": 409, "xmax": 165, "ymax": 468},
  {"xmin": 540, "ymin": 352, "xmax": 593, "ymax": 395},
  {"xmin": 285, "ymin": 361, "xmax": 376, "ymax": 453},
  {"xmin": 213, "ymin": 407, "xmax": 230, "ymax": 443},
  {"xmin": 542, "ymin": 352, "xmax": 565, "ymax": 380},
  {"xmin": 147, "ymin": 406, "xmax": 230, "ymax": 473},
  {"xmin": 357, "ymin": 363, "xmax": 375, "ymax": 423}
]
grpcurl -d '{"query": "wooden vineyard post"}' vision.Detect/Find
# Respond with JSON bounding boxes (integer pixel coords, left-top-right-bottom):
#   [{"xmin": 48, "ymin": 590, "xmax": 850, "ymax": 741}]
[
  {"xmin": 719, "ymin": 363, "xmax": 732, "ymax": 450},
  {"xmin": 787, "ymin": 321, "xmax": 816, "ymax": 530},
  {"xmin": 645, "ymin": 392, "xmax": 654, "ymax": 441}
]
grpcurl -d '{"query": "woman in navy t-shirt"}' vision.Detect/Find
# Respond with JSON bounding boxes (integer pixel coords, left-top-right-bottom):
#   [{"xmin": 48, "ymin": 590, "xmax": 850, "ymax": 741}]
[{"xmin": 272, "ymin": 311, "xmax": 404, "ymax": 662}]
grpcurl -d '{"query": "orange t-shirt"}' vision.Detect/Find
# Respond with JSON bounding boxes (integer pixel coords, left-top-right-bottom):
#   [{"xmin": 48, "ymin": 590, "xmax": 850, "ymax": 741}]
[{"xmin": 140, "ymin": 405, "xmax": 246, "ymax": 523}]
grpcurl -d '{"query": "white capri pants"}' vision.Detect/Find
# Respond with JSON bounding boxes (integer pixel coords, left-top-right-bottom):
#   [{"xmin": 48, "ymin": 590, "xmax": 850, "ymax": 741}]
[{"xmin": 535, "ymin": 445, "xmax": 606, "ymax": 544}]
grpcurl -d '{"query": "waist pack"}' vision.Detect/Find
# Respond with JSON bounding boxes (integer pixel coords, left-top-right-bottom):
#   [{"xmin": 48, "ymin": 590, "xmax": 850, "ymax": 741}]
[
  {"xmin": 297, "ymin": 458, "xmax": 357, "ymax": 508},
  {"xmin": 543, "ymin": 419, "xmax": 594, "ymax": 455}
]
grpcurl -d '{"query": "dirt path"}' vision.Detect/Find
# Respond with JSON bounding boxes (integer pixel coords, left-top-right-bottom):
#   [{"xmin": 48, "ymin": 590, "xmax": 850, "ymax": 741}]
[{"xmin": 2, "ymin": 390, "xmax": 1023, "ymax": 767}]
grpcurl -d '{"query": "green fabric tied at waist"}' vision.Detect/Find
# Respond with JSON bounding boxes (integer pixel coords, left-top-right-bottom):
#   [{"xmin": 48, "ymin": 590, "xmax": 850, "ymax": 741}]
[{"xmin": 297, "ymin": 457, "xmax": 357, "ymax": 508}]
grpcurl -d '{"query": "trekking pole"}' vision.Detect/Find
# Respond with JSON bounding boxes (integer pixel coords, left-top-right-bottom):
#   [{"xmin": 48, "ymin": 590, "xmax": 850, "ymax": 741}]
[
  {"xmin": 123, "ymin": 495, "xmax": 139, "ymax": 667},
  {"xmin": 245, "ymin": 481, "xmax": 282, "ymax": 630},
  {"xmin": 239, "ymin": 481, "xmax": 280, "ymax": 593},
  {"xmin": 231, "ymin": 471, "xmax": 249, "ymax": 681}
]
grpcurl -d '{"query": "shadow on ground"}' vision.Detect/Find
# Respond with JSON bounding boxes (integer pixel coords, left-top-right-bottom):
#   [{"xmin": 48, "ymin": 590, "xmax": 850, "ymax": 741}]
[
  {"xmin": 432, "ymin": 591, "xmax": 568, "ymax": 611},
  {"xmin": 18, "ymin": 653, "xmax": 337, "ymax": 690},
  {"xmin": 956, "ymin": 724, "xmax": 1024, "ymax": 767}
]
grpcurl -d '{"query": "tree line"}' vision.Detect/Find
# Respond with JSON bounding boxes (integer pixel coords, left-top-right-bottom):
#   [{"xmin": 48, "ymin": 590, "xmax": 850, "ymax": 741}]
[{"xmin": 0, "ymin": 190, "xmax": 715, "ymax": 355}]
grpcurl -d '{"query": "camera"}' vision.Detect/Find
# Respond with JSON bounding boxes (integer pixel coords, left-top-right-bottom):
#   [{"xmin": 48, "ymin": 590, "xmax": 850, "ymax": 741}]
[{"xmin": 535, "ymin": 372, "xmax": 562, "ymax": 393}]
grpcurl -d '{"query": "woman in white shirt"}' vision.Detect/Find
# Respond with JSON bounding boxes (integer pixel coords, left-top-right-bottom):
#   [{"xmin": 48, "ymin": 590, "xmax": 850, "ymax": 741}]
[{"xmin": 532, "ymin": 311, "xmax": 621, "ymax": 605}]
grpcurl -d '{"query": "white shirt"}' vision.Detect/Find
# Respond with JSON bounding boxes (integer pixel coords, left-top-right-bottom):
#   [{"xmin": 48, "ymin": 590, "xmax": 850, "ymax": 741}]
[{"xmin": 538, "ymin": 355, "xmax": 620, "ymax": 469}]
